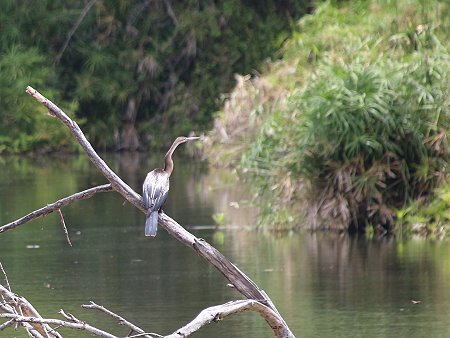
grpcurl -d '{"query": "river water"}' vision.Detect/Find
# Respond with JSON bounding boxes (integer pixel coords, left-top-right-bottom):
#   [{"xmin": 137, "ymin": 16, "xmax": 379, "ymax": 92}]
[{"xmin": 0, "ymin": 153, "xmax": 450, "ymax": 338}]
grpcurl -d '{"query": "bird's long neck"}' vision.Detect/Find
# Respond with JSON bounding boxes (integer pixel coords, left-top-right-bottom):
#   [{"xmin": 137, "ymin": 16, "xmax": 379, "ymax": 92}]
[{"xmin": 163, "ymin": 141, "xmax": 181, "ymax": 176}]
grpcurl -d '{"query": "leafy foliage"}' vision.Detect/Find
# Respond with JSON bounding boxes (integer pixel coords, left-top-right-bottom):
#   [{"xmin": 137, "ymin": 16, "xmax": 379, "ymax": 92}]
[
  {"xmin": 0, "ymin": 44, "xmax": 77, "ymax": 153},
  {"xmin": 287, "ymin": 53, "xmax": 449, "ymax": 231},
  {"xmin": 397, "ymin": 183, "xmax": 450, "ymax": 238},
  {"xmin": 0, "ymin": 0, "xmax": 309, "ymax": 153},
  {"xmin": 205, "ymin": 0, "xmax": 450, "ymax": 232}
]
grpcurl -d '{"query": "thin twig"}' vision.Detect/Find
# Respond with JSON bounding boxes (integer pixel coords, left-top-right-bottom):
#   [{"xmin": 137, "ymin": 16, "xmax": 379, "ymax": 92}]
[
  {"xmin": 82, "ymin": 301, "xmax": 152, "ymax": 338},
  {"xmin": 0, "ymin": 318, "xmax": 14, "ymax": 330},
  {"xmin": 57, "ymin": 209, "xmax": 72, "ymax": 247},
  {"xmin": 54, "ymin": 0, "xmax": 97, "ymax": 64},
  {"xmin": 0, "ymin": 302, "xmax": 15, "ymax": 314},
  {"xmin": 0, "ymin": 313, "xmax": 116, "ymax": 338},
  {"xmin": 128, "ymin": 333, "xmax": 163, "ymax": 338},
  {"xmin": 0, "ymin": 263, "xmax": 11, "ymax": 292},
  {"xmin": 0, "ymin": 184, "xmax": 112, "ymax": 234},
  {"xmin": 58, "ymin": 309, "xmax": 82, "ymax": 323}
]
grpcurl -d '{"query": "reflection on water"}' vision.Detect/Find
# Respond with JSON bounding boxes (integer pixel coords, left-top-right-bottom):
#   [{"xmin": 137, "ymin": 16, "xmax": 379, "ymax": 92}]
[{"xmin": 1, "ymin": 154, "xmax": 450, "ymax": 338}]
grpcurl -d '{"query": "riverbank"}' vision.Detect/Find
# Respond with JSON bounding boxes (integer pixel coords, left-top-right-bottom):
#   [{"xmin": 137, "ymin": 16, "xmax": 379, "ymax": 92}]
[{"xmin": 203, "ymin": 0, "xmax": 450, "ymax": 235}]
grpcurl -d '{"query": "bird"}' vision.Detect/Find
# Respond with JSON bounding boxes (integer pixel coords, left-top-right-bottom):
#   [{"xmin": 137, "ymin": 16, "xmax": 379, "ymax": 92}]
[{"xmin": 142, "ymin": 136, "xmax": 200, "ymax": 236}]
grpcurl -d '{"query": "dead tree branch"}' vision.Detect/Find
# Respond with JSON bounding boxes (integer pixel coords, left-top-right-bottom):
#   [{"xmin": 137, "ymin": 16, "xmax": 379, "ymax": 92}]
[
  {"xmin": 166, "ymin": 300, "xmax": 285, "ymax": 338},
  {"xmin": 1, "ymin": 283, "xmax": 117, "ymax": 338},
  {"xmin": 0, "ymin": 184, "xmax": 112, "ymax": 234},
  {"xmin": 0, "ymin": 284, "xmax": 62, "ymax": 338},
  {"xmin": 82, "ymin": 301, "xmax": 153, "ymax": 338},
  {"xmin": 0, "ymin": 262, "xmax": 11, "ymax": 292},
  {"xmin": 1, "ymin": 282, "xmax": 280, "ymax": 338},
  {"xmin": 25, "ymin": 87, "xmax": 144, "ymax": 212},
  {"xmin": 0, "ymin": 313, "xmax": 116, "ymax": 338},
  {"xmin": 20, "ymin": 86, "xmax": 294, "ymax": 338}
]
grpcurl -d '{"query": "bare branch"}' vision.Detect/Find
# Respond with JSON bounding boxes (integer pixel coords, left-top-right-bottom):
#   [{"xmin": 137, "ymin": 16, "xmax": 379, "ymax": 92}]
[
  {"xmin": 0, "ymin": 262, "xmax": 11, "ymax": 292},
  {"xmin": 0, "ymin": 313, "xmax": 117, "ymax": 338},
  {"xmin": 58, "ymin": 209, "xmax": 72, "ymax": 247},
  {"xmin": 0, "ymin": 284, "xmax": 62, "ymax": 338},
  {"xmin": 165, "ymin": 300, "xmax": 286, "ymax": 338},
  {"xmin": 0, "ymin": 318, "xmax": 14, "ymax": 330},
  {"xmin": 54, "ymin": 0, "xmax": 97, "ymax": 64},
  {"xmin": 24, "ymin": 86, "xmax": 295, "ymax": 338},
  {"xmin": 0, "ymin": 184, "xmax": 112, "ymax": 234},
  {"xmin": 58, "ymin": 309, "xmax": 82, "ymax": 323},
  {"xmin": 25, "ymin": 87, "xmax": 144, "ymax": 213},
  {"xmin": 82, "ymin": 301, "xmax": 152, "ymax": 338},
  {"xmin": 1, "ymin": 283, "xmax": 124, "ymax": 338},
  {"xmin": 26, "ymin": 327, "xmax": 46, "ymax": 338},
  {"xmin": 129, "ymin": 333, "xmax": 163, "ymax": 338}
]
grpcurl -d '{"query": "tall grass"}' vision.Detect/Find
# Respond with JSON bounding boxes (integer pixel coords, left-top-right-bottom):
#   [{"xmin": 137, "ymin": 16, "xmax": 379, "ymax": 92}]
[{"xmin": 205, "ymin": 0, "xmax": 450, "ymax": 232}]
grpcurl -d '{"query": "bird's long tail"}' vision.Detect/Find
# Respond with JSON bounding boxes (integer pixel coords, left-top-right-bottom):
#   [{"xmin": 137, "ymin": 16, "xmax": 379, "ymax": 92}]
[{"xmin": 145, "ymin": 210, "xmax": 158, "ymax": 237}]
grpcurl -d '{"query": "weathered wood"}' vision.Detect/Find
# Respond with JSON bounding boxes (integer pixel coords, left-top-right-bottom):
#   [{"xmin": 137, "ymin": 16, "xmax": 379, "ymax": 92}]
[
  {"xmin": 23, "ymin": 86, "xmax": 295, "ymax": 338},
  {"xmin": 26, "ymin": 87, "xmax": 144, "ymax": 212},
  {"xmin": 0, "ymin": 184, "xmax": 112, "ymax": 234},
  {"xmin": 166, "ymin": 300, "xmax": 286, "ymax": 338},
  {"xmin": 82, "ymin": 301, "xmax": 153, "ymax": 338},
  {"xmin": 0, "ymin": 284, "xmax": 62, "ymax": 338},
  {"xmin": 0, "ymin": 313, "xmax": 116, "ymax": 338}
]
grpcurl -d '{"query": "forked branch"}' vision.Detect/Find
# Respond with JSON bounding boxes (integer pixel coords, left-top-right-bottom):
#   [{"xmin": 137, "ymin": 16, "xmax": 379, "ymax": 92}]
[
  {"xmin": 1, "ymin": 282, "xmax": 280, "ymax": 338},
  {"xmin": 166, "ymin": 300, "xmax": 285, "ymax": 338},
  {"xmin": 0, "ymin": 284, "xmax": 62, "ymax": 338},
  {"xmin": 15, "ymin": 86, "xmax": 294, "ymax": 338},
  {"xmin": 82, "ymin": 301, "xmax": 153, "ymax": 338},
  {"xmin": 0, "ymin": 184, "xmax": 112, "ymax": 234}
]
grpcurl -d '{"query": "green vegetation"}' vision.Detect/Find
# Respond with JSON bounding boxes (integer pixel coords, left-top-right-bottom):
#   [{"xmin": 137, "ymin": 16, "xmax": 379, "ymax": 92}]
[
  {"xmin": 0, "ymin": 0, "xmax": 309, "ymax": 153},
  {"xmin": 396, "ymin": 183, "xmax": 450, "ymax": 238},
  {"xmin": 204, "ymin": 0, "xmax": 450, "ymax": 233},
  {"xmin": 0, "ymin": 45, "xmax": 77, "ymax": 154}
]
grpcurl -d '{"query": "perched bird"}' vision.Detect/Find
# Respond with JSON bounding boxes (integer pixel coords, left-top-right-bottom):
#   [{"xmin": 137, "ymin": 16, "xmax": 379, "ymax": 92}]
[{"xmin": 142, "ymin": 136, "xmax": 200, "ymax": 236}]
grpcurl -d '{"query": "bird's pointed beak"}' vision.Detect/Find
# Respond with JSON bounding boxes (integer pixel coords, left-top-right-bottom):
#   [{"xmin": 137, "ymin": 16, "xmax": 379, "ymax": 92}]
[{"xmin": 186, "ymin": 136, "xmax": 201, "ymax": 141}]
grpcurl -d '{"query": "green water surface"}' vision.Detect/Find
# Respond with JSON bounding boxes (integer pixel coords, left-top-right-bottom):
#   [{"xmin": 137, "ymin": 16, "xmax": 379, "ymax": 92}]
[{"xmin": 0, "ymin": 154, "xmax": 450, "ymax": 337}]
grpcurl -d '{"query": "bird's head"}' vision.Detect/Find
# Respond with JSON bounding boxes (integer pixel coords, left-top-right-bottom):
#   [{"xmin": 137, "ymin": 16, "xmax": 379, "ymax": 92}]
[
  {"xmin": 164, "ymin": 135, "xmax": 201, "ymax": 173},
  {"xmin": 174, "ymin": 136, "xmax": 201, "ymax": 145}
]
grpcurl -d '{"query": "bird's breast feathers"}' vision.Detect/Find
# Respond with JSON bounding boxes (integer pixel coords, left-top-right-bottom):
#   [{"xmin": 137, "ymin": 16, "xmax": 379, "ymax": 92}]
[{"xmin": 143, "ymin": 169, "xmax": 170, "ymax": 209}]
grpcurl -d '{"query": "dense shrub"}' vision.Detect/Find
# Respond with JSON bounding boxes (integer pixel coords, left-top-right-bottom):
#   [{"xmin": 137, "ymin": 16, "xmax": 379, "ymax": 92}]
[
  {"xmin": 206, "ymin": 0, "xmax": 450, "ymax": 232},
  {"xmin": 288, "ymin": 53, "xmax": 449, "ymax": 230},
  {"xmin": 397, "ymin": 183, "xmax": 450, "ymax": 238}
]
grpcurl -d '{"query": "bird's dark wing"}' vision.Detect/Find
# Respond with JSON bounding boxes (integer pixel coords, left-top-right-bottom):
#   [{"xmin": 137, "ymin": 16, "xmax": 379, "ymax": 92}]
[{"xmin": 143, "ymin": 169, "xmax": 170, "ymax": 212}]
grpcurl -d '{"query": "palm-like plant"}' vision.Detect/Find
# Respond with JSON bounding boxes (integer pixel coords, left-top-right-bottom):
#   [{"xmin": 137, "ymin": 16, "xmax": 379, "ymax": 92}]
[
  {"xmin": 299, "ymin": 49, "xmax": 448, "ymax": 229},
  {"xmin": 242, "ymin": 43, "xmax": 449, "ymax": 231}
]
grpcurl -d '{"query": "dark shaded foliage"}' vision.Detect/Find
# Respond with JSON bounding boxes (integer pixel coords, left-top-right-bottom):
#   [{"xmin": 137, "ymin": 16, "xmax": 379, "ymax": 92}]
[{"xmin": 0, "ymin": 0, "xmax": 311, "ymax": 153}]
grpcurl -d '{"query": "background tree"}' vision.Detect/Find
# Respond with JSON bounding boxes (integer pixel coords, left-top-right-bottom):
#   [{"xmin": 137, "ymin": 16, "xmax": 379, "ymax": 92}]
[{"xmin": 0, "ymin": 0, "xmax": 311, "ymax": 153}]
